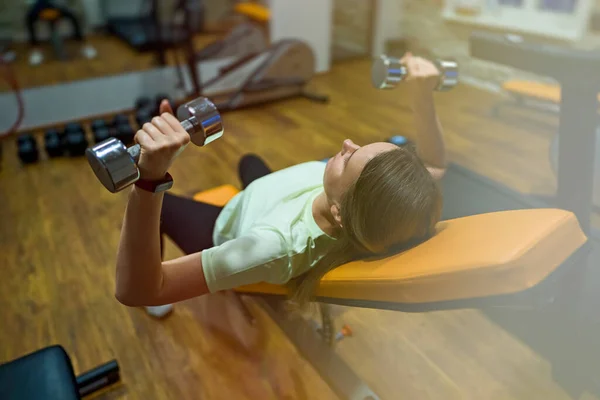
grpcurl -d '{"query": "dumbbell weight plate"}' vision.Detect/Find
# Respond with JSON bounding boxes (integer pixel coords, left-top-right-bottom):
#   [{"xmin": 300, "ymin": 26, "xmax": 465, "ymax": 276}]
[
  {"xmin": 64, "ymin": 122, "xmax": 84, "ymax": 134},
  {"xmin": 176, "ymin": 97, "xmax": 223, "ymax": 146},
  {"xmin": 116, "ymin": 124, "xmax": 135, "ymax": 146},
  {"xmin": 135, "ymin": 96, "xmax": 152, "ymax": 111},
  {"xmin": 17, "ymin": 134, "xmax": 39, "ymax": 164},
  {"xmin": 371, "ymin": 55, "xmax": 407, "ymax": 90},
  {"xmin": 136, "ymin": 108, "xmax": 153, "ymax": 128},
  {"xmin": 86, "ymin": 137, "xmax": 140, "ymax": 193},
  {"xmin": 433, "ymin": 59, "xmax": 459, "ymax": 91},
  {"xmin": 93, "ymin": 126, "xmax": 112, "ymax": 144},
  {"xmin": 65, "ymin": 130, "xmax": 88, "ymax": 157},
  {"xmin": 91, "ymin": 119, "xmax": 107, "ymax": 133},
  {"xmin": 113, "ymin": 114, "xmax": 130, "ymax": 127},
  {"xmin": 45, "ymin": 128, "xmax": 64, "ymax": 157}
]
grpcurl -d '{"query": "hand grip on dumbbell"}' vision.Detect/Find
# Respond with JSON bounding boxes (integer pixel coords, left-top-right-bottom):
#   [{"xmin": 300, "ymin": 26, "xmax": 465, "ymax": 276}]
[
  {"xmin": 371, "ymin": 54, "xmax": 458, "ymax": 91},
  {"xmin": 86, "ymin": 97, "xmax": 224, "ymax": 193}
]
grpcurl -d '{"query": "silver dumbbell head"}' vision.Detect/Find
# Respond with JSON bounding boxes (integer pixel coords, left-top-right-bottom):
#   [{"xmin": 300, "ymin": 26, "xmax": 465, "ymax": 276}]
[
  {"xmin": 86, "ymin": 137, "xmax": 140, "ymax": 193},
  {"xmin": 371, "ymin": 55, "xmax": 406, "ymax": 90},
  {"xmin": 434, "ymin": 59, "xmax": 459, "ymax": 91},
  {"xmin": 177, "ymin": 97, "xmax": 224, "ymax": 146}
]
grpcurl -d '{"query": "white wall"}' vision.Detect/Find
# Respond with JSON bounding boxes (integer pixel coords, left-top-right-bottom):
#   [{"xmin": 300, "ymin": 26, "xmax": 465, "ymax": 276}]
[
  {"xmin": 371, "ymin": 0, "xmax": 402, "ymax": 57},
  {"xmin": 269, "ymin": 0, "xmax": 333, "ymax": 73}
]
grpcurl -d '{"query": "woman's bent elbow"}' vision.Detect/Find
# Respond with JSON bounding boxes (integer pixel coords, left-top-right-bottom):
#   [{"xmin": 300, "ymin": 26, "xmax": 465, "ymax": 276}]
[{"xmin": 115, "ymin": 290, "xmax": 141, "ymax": 307}]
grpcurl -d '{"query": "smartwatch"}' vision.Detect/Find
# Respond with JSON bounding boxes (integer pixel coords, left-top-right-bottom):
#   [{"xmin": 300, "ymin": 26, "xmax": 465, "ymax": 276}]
[{"xmin": 134, "ymin": 172, "xmax": 174, "ymax": 193}]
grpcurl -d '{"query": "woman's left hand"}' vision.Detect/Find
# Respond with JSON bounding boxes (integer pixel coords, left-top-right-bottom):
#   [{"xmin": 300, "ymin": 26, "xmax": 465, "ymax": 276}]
[{"xmin": 400, "ymin": 52, "xmax": 440, "ymax": 96}]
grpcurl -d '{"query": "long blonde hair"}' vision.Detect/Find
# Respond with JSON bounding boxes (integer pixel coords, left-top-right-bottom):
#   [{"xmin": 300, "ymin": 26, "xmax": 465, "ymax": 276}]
[{"xmin": 289, "ymin": 146, "xmax": 443, "ymax": 306}]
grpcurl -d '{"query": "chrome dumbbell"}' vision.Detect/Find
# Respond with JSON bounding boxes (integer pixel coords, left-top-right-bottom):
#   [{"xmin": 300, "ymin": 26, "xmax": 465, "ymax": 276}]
[
  {"xmin": 86, "ymin": 97, "xmax": 224, "ymax": 193},
  {"xmin": 371, "ymin": 54, "xmax": 458, "ymax": 91}
]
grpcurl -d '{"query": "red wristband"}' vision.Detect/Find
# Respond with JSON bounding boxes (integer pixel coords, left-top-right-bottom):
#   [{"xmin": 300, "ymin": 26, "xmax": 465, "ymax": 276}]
[{"xmin": 135, "ymin": 172, "xmax": 174, "ymax": 193}]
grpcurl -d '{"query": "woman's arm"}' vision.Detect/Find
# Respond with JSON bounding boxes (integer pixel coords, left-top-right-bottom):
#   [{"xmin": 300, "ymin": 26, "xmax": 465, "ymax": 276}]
[
  {"xmin": 411, "ymin": 92, "xmax": 447, "ymax": 180},
  {"xmin": 401, "ymin": 53, "xmax": 448, "ymax": 180},
  {"xmin": 114, "ymin": 187, "xmax": 211, "ymax": 306},
  {"xmin": 114, "ymin": 100, "xmax": 210, "ymax": 307}
]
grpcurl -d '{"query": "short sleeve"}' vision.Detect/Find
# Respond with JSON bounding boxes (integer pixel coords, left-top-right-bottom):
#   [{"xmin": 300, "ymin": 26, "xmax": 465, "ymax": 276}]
[{"xmin": 201, "ymin": 227, "xmax": 291, "ymax": 293}]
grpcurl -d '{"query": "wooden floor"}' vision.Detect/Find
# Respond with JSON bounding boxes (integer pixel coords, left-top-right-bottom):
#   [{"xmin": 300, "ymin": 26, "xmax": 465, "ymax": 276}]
[{"xmin": 1, "ymin": 34, "xmax": 600, "ymax": 400}]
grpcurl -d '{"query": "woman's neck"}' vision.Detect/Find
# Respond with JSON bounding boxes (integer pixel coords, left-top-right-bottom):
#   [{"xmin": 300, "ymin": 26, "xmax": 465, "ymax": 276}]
[{"xmin": 312, "ymin": 191, "xmax": 339, "ymax": 237}]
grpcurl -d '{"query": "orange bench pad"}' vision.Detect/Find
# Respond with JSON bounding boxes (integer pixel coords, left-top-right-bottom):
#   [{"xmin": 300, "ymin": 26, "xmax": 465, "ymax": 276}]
[
  {"xmin": 234, "ymin": 3, "xmax": 271, "ymax": 23},
  {"xmin": 194, "ymin": 185, "xmax": 587, "ymax": 304}
]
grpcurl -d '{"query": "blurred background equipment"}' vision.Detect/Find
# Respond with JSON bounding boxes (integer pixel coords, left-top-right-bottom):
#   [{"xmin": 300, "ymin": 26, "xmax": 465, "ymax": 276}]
[
  {"xmin": 25, "ymin": 0, "xmax": 97, "ymax": 65},
  {"xmin": 0, "ymin": 345, "xmax": 120, "ymax": 400},
  {"xmin": 101, "ymin": 0, "xmax": 205, "ymax": 54}
]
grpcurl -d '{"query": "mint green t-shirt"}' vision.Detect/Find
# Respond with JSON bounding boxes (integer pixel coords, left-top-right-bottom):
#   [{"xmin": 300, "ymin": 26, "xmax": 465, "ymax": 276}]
[{"xmin": 201, "ymin": 161, "xmax": 336, "ymax": 293}]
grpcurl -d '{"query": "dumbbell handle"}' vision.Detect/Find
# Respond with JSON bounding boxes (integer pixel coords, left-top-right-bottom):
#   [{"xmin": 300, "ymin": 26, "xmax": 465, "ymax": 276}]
[{"xmin": 125, "ymin": 119, "xmax": 195, "ymax": 164}]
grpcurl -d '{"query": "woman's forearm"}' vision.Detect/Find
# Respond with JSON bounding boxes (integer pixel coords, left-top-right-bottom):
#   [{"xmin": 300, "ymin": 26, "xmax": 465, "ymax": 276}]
[
  {"xmin": 115, "ymin": 186, "xmax": 165, "ymax": 305},
  {"xmin": 411, "ymin": 93, "xmax": 447, "ymax": 169}
]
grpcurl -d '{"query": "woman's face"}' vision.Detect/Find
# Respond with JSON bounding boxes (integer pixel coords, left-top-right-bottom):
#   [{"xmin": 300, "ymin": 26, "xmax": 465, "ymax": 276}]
[{"xmin": 323, "ymin": 139, "xmax": 396, "ymax": 204}]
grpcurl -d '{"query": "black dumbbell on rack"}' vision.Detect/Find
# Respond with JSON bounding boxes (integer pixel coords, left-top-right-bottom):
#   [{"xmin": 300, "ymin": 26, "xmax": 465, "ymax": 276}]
[
  {"xmin": 17, "ymin": 134, "xmax": 39, "ymax": 164},
  {"xmin": 91, "ymin": 119, "xmax": 112, "ymax": 144},
  {"xmin": 63, "ymin": 122, "xmax": 88, "ymax": 157},
  {"xmin": 44, "ymin": 128, "xmax": 64, "ymax": 158}
]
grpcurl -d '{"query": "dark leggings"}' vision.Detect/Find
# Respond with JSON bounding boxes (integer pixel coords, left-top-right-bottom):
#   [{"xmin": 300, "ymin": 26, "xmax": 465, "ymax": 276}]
[
  {"xmin": 160, "ymin": 154, "xmax": 272, "ymax": 257},
  {"xmin": 26, "ymin": 1, "xmax": 84, "ymax": 47}
]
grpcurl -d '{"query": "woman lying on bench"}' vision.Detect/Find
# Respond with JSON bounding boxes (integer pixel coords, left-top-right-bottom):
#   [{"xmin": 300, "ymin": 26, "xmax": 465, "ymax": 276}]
[{"xmin": 114, "ymin": 53, "xmax": 447, "ymax": 308}]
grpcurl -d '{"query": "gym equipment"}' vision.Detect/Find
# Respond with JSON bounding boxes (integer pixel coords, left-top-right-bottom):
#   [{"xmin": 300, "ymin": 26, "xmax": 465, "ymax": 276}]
[
  {"xmin": 550, "ymin": 129, "xmax": 600, "ymax": 211},
  {"xmin": 112, "ymin": 114, "xmax": 130, "ymax": 127},
  {"xmin": 17, "ymin": 134, "xmax": 39, "ymax": 164},
  {"xmin": 64, "ymin": 122, "xmax": 84, "ymax": 135},
  {"xmin": 44, "ymin": 129, "xmax": 64, "ymax": 158},
  {"xmin": 171, "ymin": 176, "xmax": 589, "ymax": 400},
  {"xmin": 388, "ymin": 135, "xmax": 410, "ymax": 147},
  {"xmin": 135, "ymin": 96, "xmax": 152, "ymax": 111},
  {"xmin": 25, "ymin": 1, "xmax": 87, "ymax": 62},
  {"xmin": 86, "ymin": 97, "xmax": 224, "ymax": 193},
  {"xmin": 103, "ymin": 0, "xmax": 205, "ymax": 53},
  {"xmin": 195, "ymin": 39, "xmax": 329, "ymax": 111},
  {"xmin": 0, "ymin": 345, "xmax": 120, "ymax": 400},
  {"xmin": 93, "ymin": 127, "xmax": 112, "ymax": 144},
  {"xmin": 91, "ymin": 119, "xmax": 107, "ymax": 132},
  {"xmin": 469, "ymin": 30, "xmax": 600, "ymax": 236},
  {"xmin": 135, "ymin": 108, "xmax": 153, "ymax": 128},
  {"xmin": 371, "ymin": 55, "xmax": 458, "ymax": 91},
  {"xmin": 194, "ymin": 22, "xmax": 268, "ymax": 62},
  {"xmin": 115, "ymin": 123, "xmax": 135, "ymax": 146},
  {"xmin": 64, "ymin": 130, "xmax": 87, "ymax": 157}
]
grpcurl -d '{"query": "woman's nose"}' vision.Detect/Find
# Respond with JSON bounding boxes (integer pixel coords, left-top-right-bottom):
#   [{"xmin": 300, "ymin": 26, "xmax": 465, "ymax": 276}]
[{"xmin": 342, "ymin": 139, "xmax": 359, "ymax": 154}]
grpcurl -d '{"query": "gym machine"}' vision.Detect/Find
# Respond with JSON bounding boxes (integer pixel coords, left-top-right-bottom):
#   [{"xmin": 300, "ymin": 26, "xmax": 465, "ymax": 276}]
[
  {"xmin": 194, "ymin": 39, "xmax": 329, "ymax": 111},
  {"xmin": 470, "ymin": 30, "xmax": 600, "ymax": 238},
  {"xmin": 101, "ymin": 0, "xmax": 204, "ymax": 53}
]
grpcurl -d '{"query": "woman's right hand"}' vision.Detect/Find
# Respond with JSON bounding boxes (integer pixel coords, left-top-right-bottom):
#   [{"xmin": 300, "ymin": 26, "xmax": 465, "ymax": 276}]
[{"xmin": 134, "ymin": 100, "xmax": 190, "ymax": 181}]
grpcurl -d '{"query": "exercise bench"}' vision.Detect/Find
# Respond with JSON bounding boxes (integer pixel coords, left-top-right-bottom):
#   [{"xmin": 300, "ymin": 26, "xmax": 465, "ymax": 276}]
[
  {"xmin": 0, "ymin": 345, "xmax": 120, "ymax": 400},
  {"xmin": 494, "ymin": 79, "xmax": 600, "ymax": 116},
  {"xmin": 187, "ymin": 182, "xmax": 589, "ymax": 400}
]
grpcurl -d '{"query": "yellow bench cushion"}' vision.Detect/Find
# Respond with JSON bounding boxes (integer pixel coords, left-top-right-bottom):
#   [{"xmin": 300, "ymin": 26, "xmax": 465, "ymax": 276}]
[
  {"xmin": 194, "ymin": 185, "xmax": 587, "ymax": 304},
  {"xmin": 503, "ymin": 80, "xmax": 600, "ymax": 103}
]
